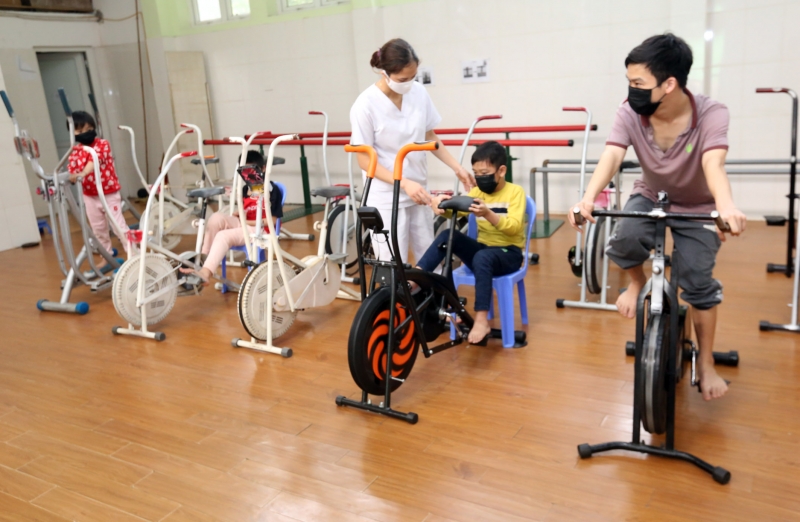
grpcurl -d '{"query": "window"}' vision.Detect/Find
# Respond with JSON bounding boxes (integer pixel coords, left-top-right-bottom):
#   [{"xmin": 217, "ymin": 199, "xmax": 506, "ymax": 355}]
[
  {"xmin": 230, "ymin": 0, "xmax": 250, "ymax": 17},
  {"xmin": 280, "ymin": 0, "xmax": 348, "ymax": 12},
  {"xmin": 194, "ymin": 0, "xmax": 222, "ymax": 22},
  {"xmin": 192, "ymin": 0, "xmax": 250, "ymax": 24}
]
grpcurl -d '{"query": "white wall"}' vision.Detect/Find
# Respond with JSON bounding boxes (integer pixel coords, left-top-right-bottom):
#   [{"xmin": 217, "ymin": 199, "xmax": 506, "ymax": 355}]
[
  {"xmin": 146, "ymin": 11, "xmax": 362, "ymax": 197},
  {"xmin": 144, "ymin": 0, "xmax": 800, "ymax": 219},
  {"xmin": 0, "ymin": 64, "xmax": 40, "ymax": 250},
  {"xmin": 708, "ymin": 0, "xmax": 800, "ymax": 217}
]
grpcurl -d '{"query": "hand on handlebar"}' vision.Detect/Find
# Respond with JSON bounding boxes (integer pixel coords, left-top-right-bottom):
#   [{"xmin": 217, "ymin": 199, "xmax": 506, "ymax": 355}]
[
  {"xmin": 568, "ymin": 200, "xmax": 596, "ymax": 231},
  {"xmin": 68, "ymin": 173, "xmax": 81, "ymax": 184},
  {"xmin": 716, "ymin": 206, "xmax": 746, "ymax": 241},
  {"xmin": 469, "ymin": 198, "xmax": 491, "ymax": 218},
  {"xmin": 431, "ymin": 194, "xmax": 451, "ymax": 216},
  {"xmin": 402, "ymin": 179, "xmax": 432, "ymax": 206}
]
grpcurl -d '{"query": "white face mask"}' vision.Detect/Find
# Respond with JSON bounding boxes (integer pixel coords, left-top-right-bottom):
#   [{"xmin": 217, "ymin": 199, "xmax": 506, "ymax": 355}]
[{"xmin": 383, "ymin": 71, "xmax": 415, "ymax": 95}]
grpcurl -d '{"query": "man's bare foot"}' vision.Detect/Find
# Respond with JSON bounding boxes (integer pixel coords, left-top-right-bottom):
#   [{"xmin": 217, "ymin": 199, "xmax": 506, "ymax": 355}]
[
  {"xmin": 698, "ymin": 363, "xmax": 728, "ymax": 401},
  {"xmin": 615, "ymin": 280, "xmax": 644, "ymax": 319},
  {"xmin": 179, "ymin": 266, "xmax": 211, "ymax": 284},
  {"xmin": 468, "ymin": 313, "xmax": 492, "ymax": 344}
]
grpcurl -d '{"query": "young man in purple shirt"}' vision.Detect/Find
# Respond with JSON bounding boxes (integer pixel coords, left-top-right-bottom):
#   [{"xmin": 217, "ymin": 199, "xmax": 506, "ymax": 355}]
[{"xmin": 569, "ymin": 34, "xmax": 747, "ymax": 401}]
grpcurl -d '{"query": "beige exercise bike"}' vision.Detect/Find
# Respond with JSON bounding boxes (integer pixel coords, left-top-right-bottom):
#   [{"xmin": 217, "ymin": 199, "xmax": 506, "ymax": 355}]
[{"xmin": 231, "ymin": 133, "xmax": 359, "ymax": 357}]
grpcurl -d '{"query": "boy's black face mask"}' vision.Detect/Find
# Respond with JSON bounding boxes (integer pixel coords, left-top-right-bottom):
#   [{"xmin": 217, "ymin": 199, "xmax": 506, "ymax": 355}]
[
  {"xmin": 75, "ymin": 129, "xmax": 97, "ymax": 146},
  {"xmin": 475, "ymin": 173, "xmax": 500, "ymax": 194}
]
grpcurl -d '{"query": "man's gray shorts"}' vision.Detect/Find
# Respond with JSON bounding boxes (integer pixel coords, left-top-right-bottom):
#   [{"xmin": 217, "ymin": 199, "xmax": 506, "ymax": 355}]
[{"xmin": 606, "ymin": 194, "xmax": 723, "ymax": 310}]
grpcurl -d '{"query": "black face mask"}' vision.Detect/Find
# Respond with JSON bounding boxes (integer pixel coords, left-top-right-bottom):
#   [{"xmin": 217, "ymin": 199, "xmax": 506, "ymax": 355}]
[
  {"xmin": 75, "ymin": 129, "xmax": 97, "ymax": 146},
  {"xmin": 628, "ymin": 86, "xmax": 665, "ymax": 116},
  {"xmin": 475, "ymin": 173, "xmax": 499, "ymax": 194}
]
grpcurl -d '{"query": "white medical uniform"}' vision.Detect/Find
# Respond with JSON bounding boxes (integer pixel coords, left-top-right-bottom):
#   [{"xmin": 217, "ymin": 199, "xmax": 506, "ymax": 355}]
[{"xmin": 350, "ymin": 81, "xmax": 442, "ymax": 263}]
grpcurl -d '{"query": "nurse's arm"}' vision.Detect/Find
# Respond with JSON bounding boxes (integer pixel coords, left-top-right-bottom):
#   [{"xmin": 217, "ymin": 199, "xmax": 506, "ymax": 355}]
[
  {"xmin": 355, "ymin": 152, "xmax": 395, "ymax": 185},
  {"xmin": 426, "ymin": 130, "xmax": 476, "ymax": 190}
]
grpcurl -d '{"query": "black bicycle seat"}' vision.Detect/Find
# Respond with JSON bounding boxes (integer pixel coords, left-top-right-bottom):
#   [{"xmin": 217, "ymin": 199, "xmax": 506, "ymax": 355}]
[
  {"xmin": 190, "ymin": 157, "xmax": 220, "ymax": 165},
  {"xmin": 187, "ymin": 186, "xmax": 225, "ymax": 199},
  {"xmin": 620, "ymin": 160, "xmax": 640, "ymax": 169},
  {"xmin": 438, "ymin": 195, "xmax": 475, "ymax": 212},
  {"xmin": 271, "ymin": 156, "xmax": 285, "ymax": 165}
]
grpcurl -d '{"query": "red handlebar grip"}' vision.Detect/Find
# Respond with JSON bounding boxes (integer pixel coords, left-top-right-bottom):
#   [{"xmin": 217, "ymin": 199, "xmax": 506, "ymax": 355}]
[
  {"xmin": 181, "ymin": 151, "xmax": 198, "ymax": 157},
  {"xmin": 562, "ymin": 107, "xmax": 587, "ymax": 112},
  {"xmin": 309, "ymin": 111, "xmax": 324, "ymax": 115},
  {"xmin": 756, "ymin": 88, "xmax": 789, "ymax": 93},
  {"xmin": 477, "ymin": 115, "xmax": 502, "ymax": 121}
]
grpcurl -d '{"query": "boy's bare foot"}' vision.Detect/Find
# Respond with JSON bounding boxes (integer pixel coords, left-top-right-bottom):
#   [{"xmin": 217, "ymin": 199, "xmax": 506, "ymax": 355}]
[
  {"xmin": 698, "ymin": 362, "xmax": 729, "ymax": 401},
  {"xmin": 179, "ymin": 266, "xmax": 211, "ymax": 284},
  {"xmin": 615, "ymin": 279, "xmax": 644, "ymax": 319},
  {"xmin": 468, "ymin": 313, "xmax": 492, "ymax": 344}
]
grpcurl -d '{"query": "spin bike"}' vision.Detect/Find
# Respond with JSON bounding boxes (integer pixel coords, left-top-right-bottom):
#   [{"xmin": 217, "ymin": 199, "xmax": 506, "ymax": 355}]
[
  {"xmin": 2, "ymin": 89, "xmax": 125, "ymax": 314},
  {"xmin": 574, "ymin": 192, "xmax": 739, "ymax": 484},
  {"xmin": 335, "ymin": 142, "xmax": 526, "ymax": 424}
]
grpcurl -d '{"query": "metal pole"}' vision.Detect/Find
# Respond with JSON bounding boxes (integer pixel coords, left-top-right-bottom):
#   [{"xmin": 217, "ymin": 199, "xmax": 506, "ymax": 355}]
[
  {"xmin": 787, "ymin": 91, "xmax": 798, "ymax": 277},
  {"xmin": 299, "ymin": 143, "xmax": 311, "ymax": 210}
]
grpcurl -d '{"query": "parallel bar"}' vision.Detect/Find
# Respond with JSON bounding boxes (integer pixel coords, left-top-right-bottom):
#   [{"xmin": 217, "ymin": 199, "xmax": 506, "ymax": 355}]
[
  {"xmin": 244, "ymin": 124, "xmax": 598, "ymax": 140},
  {"xmin": 206, "ymin": 138, "xmax": 574, "ymax": 148}
]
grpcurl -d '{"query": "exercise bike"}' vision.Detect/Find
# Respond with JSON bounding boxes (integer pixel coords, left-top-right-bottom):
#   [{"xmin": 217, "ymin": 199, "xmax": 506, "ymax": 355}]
[
  {"xmin": 231, "ymin": 133, "xmax": 360, "ymax": 357},
  {"xmin": 574, "ymin": 192, "xmax": 739, "ymax": 484},
  {"xmin": 111, "ymin": 124, "xmax": 232, "ymax": 341},
  {"xmin": 2, "ymin": 89, "xmax": 125, "ymax": 314},
  {"xmin": 117, "ymin": 124, "xmax": 221, "ymax": 251},
  {"xmin": 334, "ymin": 141, "xmax": 527, "ymax": 424}
]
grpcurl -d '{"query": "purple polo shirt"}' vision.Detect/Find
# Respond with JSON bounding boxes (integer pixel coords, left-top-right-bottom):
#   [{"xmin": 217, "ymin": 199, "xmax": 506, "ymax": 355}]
[{"xmin": 606, "ymin": 90, "xmax": 729, "ymax": 213}]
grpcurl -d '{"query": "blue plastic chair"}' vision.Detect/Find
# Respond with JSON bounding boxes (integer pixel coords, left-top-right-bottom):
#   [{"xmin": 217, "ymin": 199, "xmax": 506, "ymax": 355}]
[
  {"xmin": 37, "ymin": 217, "xmax": 51, "ymax": 235},
  {"xmin": 220, "ymin": 181, "xmax": 286, "ymax": 293},
  {"xmin": 450, "ymin": 196, "xmax": 536, "ymax": 348}
]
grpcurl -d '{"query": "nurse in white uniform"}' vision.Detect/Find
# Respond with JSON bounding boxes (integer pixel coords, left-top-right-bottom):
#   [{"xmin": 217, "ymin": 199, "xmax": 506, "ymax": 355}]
[{"xmin": 350, "ymin": 38, "xmax": 474, "ymax": 264}]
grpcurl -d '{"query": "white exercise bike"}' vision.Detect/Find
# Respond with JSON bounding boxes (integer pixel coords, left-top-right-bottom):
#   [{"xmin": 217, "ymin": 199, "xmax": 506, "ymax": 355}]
[
  {"xmin": 118, "ymin": 124, "xmax": 222, "ymax": 251},
  {"xmin": 111, "ymin": 124, "xmax": 232, "ymax": 341},
  {"xmin": 230, "ymin": 133, "xmax": 360, "ymax": 357}
]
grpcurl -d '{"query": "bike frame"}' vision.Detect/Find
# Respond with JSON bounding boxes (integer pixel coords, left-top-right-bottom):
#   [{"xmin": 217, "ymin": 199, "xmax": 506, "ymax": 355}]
[
  {"xmin": 576, "ymin": 201, "xmax": 733, "ymax": 483},
  {"xmin": 336, "ymin": 142, "xmax": 476, "ymax": 423},
  {"xmin": 1, "ymin": 88, "xmax": 124, "ymax": 313}
]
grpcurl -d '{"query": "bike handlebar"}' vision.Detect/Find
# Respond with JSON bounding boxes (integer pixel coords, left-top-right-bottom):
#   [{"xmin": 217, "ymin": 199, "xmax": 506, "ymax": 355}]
[
  {"xmin": 394, "ymin": 141, "xmax": 438, "ymax": 181},
  {"xmin": 572, "ymin": 207, "xmax": 731, "ymax": 232},
  {"xmin": 344, "ymin": 144, "xmax": 378, "ymax": 179},
  {"xmin": 477, "ymin": 114, "xmax": 502, "ymax": 121},
  {"xmin": 756, "ymin": 87, "xmax": 789, "ymax": 93},
  {"xmin": 0, "ymin": 91, "xmax": 13, "ymax": 117},
  {"xmin": 57, "ymin": 88, "xmax": 71, "ymax": 116}
]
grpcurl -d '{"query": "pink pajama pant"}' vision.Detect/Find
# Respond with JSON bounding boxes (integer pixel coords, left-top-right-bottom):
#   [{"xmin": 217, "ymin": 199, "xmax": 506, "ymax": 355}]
[
  {"xmin": 83, "ymin": 191, "xmax": 129, "ymax": 254},
  {"xmin": 201, "ymin": 213, "xmax": 255, "ymax": 274}
]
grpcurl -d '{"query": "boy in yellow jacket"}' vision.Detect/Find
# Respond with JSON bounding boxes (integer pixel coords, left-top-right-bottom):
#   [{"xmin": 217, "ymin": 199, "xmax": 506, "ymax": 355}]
[{"xmin": 418, "ymin": 141, "xmax": 527, "ymax": 343}]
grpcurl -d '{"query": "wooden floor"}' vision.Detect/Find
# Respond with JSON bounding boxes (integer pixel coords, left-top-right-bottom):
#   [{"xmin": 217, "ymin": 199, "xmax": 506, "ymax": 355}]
[{"xmin": 0, "ymin": 214, "xmax": 798, "ymax": 522}]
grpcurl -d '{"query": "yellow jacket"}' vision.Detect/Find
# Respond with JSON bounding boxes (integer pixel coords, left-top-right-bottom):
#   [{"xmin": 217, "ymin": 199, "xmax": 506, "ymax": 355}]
[{"xmin": 443, "ymin": 182, "xmax": 527, "ymax": 249}]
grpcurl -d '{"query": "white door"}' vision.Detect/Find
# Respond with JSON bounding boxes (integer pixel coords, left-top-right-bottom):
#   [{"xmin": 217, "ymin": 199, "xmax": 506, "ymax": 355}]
[{"xmin": 37, "ymin": 52, "xmax": 94, "ymax": 159}]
